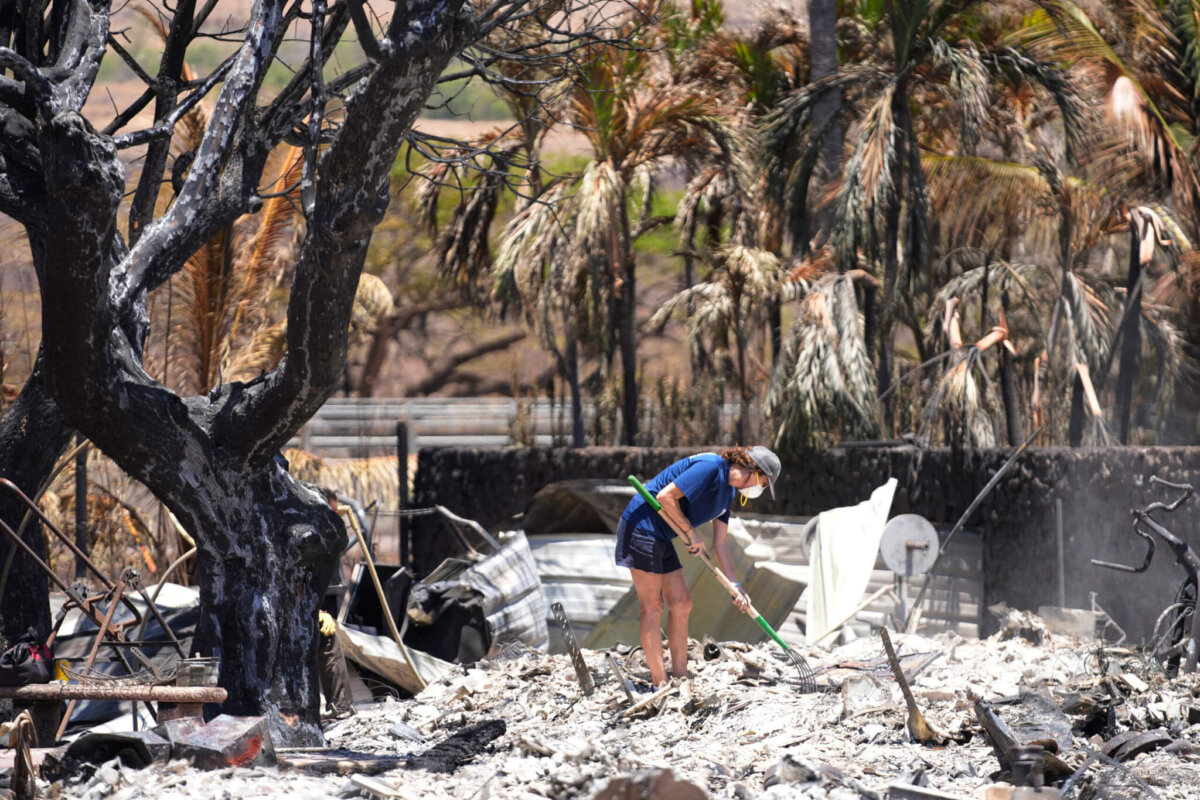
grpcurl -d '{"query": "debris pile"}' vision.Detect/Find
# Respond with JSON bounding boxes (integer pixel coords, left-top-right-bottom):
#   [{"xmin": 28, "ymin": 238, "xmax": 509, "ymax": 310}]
[{"xmin": 15, "ymin": 626, "xmax": 1200, "ymax": 800}]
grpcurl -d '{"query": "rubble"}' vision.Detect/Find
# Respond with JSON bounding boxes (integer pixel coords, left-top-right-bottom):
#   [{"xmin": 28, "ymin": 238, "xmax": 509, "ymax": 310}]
[{"xmin": 7, "ymin": 626, "xmax": 1200, "ymax": 799}]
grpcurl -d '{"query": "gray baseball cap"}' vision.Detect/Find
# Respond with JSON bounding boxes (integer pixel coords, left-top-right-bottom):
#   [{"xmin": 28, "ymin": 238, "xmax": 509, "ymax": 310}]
[{"xmin": 748, "ymin": 446, "xmax": 781, "ymax": 499}]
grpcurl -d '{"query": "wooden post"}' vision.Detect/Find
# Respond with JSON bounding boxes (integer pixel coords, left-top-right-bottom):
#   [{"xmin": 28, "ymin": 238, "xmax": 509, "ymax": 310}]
[{"xmin": 396, "ymin": 421, "xmax": 409, "ymax": 569}]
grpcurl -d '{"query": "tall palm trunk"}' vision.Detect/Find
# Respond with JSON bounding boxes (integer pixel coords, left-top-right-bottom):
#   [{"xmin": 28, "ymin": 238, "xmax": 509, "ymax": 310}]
[
  {"xmin": 1069, "ymin": 369, "xmax": 1085, "ymax": 446},
  {"xmin": 877, "ymin": 85, "xmax": 909, "ymax": 431},
  {"xmin": 808, "ymin": 0, "xmax": 842, "ymax": 246},
  {"xmin": 999, "ymin": 293, "xmax": 1023, "ymax": 446},
  {"xmin": 564, "ymin": 309, "xmax": 584, "ymax": 447},
  {"xmin": 1114, "ymin": 212, "xmax": 1146, "ymax": 444},
  {"xmin": 616, "ymin": 188, "xmax": 639, "ymax": 445}
]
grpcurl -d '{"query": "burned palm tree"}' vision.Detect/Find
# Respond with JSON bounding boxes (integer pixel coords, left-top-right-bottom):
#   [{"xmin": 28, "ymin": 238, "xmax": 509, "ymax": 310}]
[
  {"xmin": 649, "ymin": 245, "xmax": 801, "ymax": 440},
  {"xmin": 765, "ymin": 269, "xmax": 881, "ymax": 450},
  {"xmin": 490, "ymin": 2, "xmax": 723, "ymax": 444},
  {"xmin": 766, "ymin": 1, "xmax": 1086, "ymax": 434}
]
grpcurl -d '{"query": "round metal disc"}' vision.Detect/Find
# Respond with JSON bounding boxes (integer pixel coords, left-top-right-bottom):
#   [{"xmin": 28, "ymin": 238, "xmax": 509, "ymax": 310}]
[{"xmin": 879, "ymin": 514, "xmax": 940, "ymax": 577}]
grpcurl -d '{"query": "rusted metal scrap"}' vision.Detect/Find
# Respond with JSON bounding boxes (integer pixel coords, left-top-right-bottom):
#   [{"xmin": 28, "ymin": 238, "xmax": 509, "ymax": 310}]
[
  {"xmin": 551, "ymin": 602, "xmax": 594, "ymax": 697},
  {"xmin": 973, "ymin": 700, "xmax": 1073, "ymax": 783},
  {"xmin": 1100, "ymin": 728, "xmax": 1174, "ymax": 763},
  {"xmin": 879, "ymin": 628, "xmax": 961, "ymax": 744}
]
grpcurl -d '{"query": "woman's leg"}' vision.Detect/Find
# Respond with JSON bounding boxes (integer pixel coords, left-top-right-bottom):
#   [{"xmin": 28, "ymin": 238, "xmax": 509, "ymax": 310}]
[
  {"xmin": 661, "ymin": 569, "xmax": 692, "ymax": 679},
  {"xmin": 629, "ymin": 568, "xmax": 668, "ymax": 687}
]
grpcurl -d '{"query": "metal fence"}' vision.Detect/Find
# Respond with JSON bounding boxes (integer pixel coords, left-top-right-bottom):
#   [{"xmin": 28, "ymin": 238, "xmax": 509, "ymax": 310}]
[{"xmin": 287, "ymin": 397, "xmax": 758, "ymax": 458}]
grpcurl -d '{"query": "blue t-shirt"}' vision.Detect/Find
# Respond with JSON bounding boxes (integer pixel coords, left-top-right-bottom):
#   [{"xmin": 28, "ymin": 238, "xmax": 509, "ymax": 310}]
[{"xmin": 623, "ymin": 453, "xmax": 734, "ymax": 542}]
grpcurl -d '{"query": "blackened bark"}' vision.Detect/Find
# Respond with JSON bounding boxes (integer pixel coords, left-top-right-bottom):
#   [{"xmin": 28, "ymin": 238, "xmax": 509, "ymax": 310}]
[
  {"xmin": 6, "ymin": 0, "xmax": 473, "ymax": 747},
  {"xmin": 1000, "ymin": 348, "xmax": 1022, "ymax": 446},
  {"xmin": 617, "ymin": 189, "xmax": 639, "ymax": 445},
  {"xmin": 181, "ymin": 465, "xmax": 342, "ymax": 746},
  {"xmin": 1114, "ymin": 213, "xmax": 1145, "ymax": 444},
  {"xmin": 1069, "ymin": 371, "xmax": 1085, "ymax": 447},
  {"xmin": 0, "ymin": 355, "xmax": 72, "ymax": 647},
  {"xmin": 565, "ymin": 314, "xmax": 584, "ymax": 448},
  {"xmin": 807, "ymin": 0, "xmax": 841, "ymax": 245},
  {"xmin": 999, "ymin": 294, "xmax": 1022, "ymax": 446},
  {"xmin": 877, "ymin": 97, "xmax": 906, "ymax": 431}
]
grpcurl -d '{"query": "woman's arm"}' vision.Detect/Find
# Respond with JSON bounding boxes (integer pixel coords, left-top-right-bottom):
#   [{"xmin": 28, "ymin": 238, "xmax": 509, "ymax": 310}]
[
  {"xmin": 712, "ymin": 518, "xmax": 751, "ymax": 612},
  {"xmin": 656, "ymin": 483, "xmax": 703, "ymax": 552}
]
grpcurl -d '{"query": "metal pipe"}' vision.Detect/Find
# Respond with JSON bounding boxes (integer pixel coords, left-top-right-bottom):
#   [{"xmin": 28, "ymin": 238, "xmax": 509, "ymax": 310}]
[
  {"xmin": 1056, "ymin": 498, "xmax": 1066, "ymax": 607},
  {"xmin": 0, "ymin": 478, "xmax": 115, "ymax": 590},
  {"xmin": 905, "ymin": 428, "xmax": 1039, "ymax": 632}
]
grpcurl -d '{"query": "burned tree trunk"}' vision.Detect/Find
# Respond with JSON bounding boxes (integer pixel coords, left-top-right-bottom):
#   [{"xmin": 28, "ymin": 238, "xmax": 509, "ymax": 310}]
[
  {"xmin": 2, "ymin": 0, "xmax": 475, "ymax": 745},
  {"xmin": 0, "ymin": 355, "xmax": 72, "ymax": 647},
  {"xmin": 175, "ymin": 464, "xmax": 342, "ymax": 743}
]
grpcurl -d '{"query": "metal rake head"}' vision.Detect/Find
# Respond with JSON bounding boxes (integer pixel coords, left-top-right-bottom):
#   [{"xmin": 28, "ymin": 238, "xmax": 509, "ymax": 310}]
[{"xmin": 783, "ymin": 647, "xmax": 818, "ymax": 694}]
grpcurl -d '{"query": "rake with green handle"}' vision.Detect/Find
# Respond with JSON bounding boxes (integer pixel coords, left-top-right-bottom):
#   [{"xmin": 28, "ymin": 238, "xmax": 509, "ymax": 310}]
[{"xmin": 627, "ymin": 475, "xmax": 817, "ymax": 693}]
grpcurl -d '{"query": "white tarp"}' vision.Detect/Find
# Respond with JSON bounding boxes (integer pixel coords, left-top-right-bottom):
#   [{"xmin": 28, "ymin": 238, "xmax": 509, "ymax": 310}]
[{"xmin": 806, "ymin": 479, "xmax": 897, "ymax": 647}]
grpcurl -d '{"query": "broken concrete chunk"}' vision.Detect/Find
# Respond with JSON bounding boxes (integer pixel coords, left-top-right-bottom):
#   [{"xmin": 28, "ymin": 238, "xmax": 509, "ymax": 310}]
[
  {"xmin": 762, "ymin": 753, "xmax": 818, "ymax": 787},
  {"xmin": 162, "ymin": 714, "xmax": 276, "ymax": 770},
  {"xmin": 841, "ymin": 673, "xmax": 894, "ymax": 719},
  {"xmin": 1120, "ymin": 672, "xmax": 1149, "ymax": 693},
  {"xmin": 591, "ymin": 767, "xmax": 707, "ymax": 800},
  {"xmin": 388, "ymin": 721, "xmax": 422, "ymax": 742},
  {"xmin": 1035, "ymin": 607, "xmax": 1100, "ymax": 641}
]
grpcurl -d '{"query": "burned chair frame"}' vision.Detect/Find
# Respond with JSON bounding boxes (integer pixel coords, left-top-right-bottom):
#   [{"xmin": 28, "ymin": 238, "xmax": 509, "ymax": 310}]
[
  {"xmin": 0, "ymin": 478, "xmax": 191, "ymax": 739},
  {"xmin": 1091, "ymin": 475, "xmax": 1200, "ymax": 675}
]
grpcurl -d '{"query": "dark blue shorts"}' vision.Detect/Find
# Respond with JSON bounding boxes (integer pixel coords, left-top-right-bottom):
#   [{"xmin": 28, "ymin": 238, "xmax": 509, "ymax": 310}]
[{"xmin": 615, "ymin": 517, "xmax": 682, "ymax": 574}]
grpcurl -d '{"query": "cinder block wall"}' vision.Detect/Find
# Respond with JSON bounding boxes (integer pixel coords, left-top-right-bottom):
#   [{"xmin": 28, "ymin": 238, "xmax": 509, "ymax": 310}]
[{"xmin": 413, "ymin": 446, "xmax": 1200, "ymax": 642}]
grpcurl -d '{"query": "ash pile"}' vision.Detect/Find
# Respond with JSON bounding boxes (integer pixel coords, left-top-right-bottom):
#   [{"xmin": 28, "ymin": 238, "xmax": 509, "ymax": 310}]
[{"xmin": 32, "ymin": 617, "xmax": 1200, "ymax": 800}]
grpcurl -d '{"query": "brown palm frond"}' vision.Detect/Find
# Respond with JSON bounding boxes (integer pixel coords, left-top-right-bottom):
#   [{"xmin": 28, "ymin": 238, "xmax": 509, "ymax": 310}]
[
  {"xmin": 234, "ymin": 146, "xmax": 305, "ymax": 301},
  {"xmin": 918, "ymin": 349, "xmax": 998, "ymax": 448},
  {"xmin": 1060, "ymin": 270, "xmax": 1114, "ymax": 374},
  {"xmin": 1141, "ymin": 303, "xmax": 1184, "ymax": 430},
  {"xmin": 832, "ymin": 84, "xmax": 897, "ymax": 270},
  {"xmin": 283, "ymin": 449, "xmax": 400, "ymax": 511},
  {"xmin": 765, "ymin": 274, "xmax": 880, "ymax": 451},
  {"xmin": 224, "ymin": 319, "xmax": 287, "ymax": 382},
  {"xmin": 923, "ymin": 156, "xmax": 1054, "ymax": 246},
  {"xmin": 169, "ymin": 227, "xmax": 231, "ymax": 393},
  {"xmin": 350, "ymin": 273, "xmax": 395, "ymax": 341}
]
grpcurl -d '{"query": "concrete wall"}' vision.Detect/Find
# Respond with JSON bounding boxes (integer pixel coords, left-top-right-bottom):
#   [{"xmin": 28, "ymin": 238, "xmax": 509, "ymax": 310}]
[{"xmin": 413, "ymin": 446, "xmax": 1200, "ymax": 642}]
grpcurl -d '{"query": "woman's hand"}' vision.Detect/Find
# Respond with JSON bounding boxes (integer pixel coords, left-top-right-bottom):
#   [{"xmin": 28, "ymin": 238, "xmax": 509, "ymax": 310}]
[{"xmin": 730, "ymin": 583, "xmax": 751, "ymax": 614}]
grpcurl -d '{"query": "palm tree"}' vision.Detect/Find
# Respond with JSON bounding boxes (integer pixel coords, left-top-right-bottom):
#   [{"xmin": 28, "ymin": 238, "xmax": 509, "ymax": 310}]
[
  {"xmin": 764, "ymin": 267, "xmax": 881, "ymax": 450},
  {"xmin": 494, "ymin": 1, "xmax": 723, "ymax": 444},
  {"xmin": 1018, "ymin": 0, "xmax": 1200, "ymax": 442},
  {"xmin": 767, "ymin": 0, "xmax": 1088, "ymax": 435},
  {"xmin": 649, "ymin": 246, "xmax": 803, "ymax": 440}
]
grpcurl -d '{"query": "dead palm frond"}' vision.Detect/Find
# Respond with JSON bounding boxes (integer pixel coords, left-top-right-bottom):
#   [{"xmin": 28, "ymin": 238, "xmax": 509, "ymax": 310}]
[
  {"xmin": 1023, "ymin": 1, "xmax": 1200, "ymax": 232},
  {"xmin": 649, "ymin": 245, "xmax": 798, "ymax": 378},
  {"xmin": 1060, "ymin": 269, "xmax": 1114, "ymax": 374},
  {"xmin": 283, "ymin": 449, "xmax": 400, "ymax": 511},
  {"xmin": 923, "ymin": 156, "xmax": 1055, "ymax": 247},
  {"xmin": 832, "ymin": 83, "xmax": 898, "ymax": 272},
  {"xmin": 350, "ymin": 273, "xmax": 395, "ymax": 341},
  {"xmin": 765, "ymin": 273, "xmax": 880, "ymax": 450},
  {"xmin": 918, "ymin": 348, "xmax": 999, "ymax": 448}
]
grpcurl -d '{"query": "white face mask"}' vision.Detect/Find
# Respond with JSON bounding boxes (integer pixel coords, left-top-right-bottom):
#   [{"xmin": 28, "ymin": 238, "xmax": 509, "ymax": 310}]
[{"xmin": 739, "ymin": 484, "xmax": 765, "ymax": 500}]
